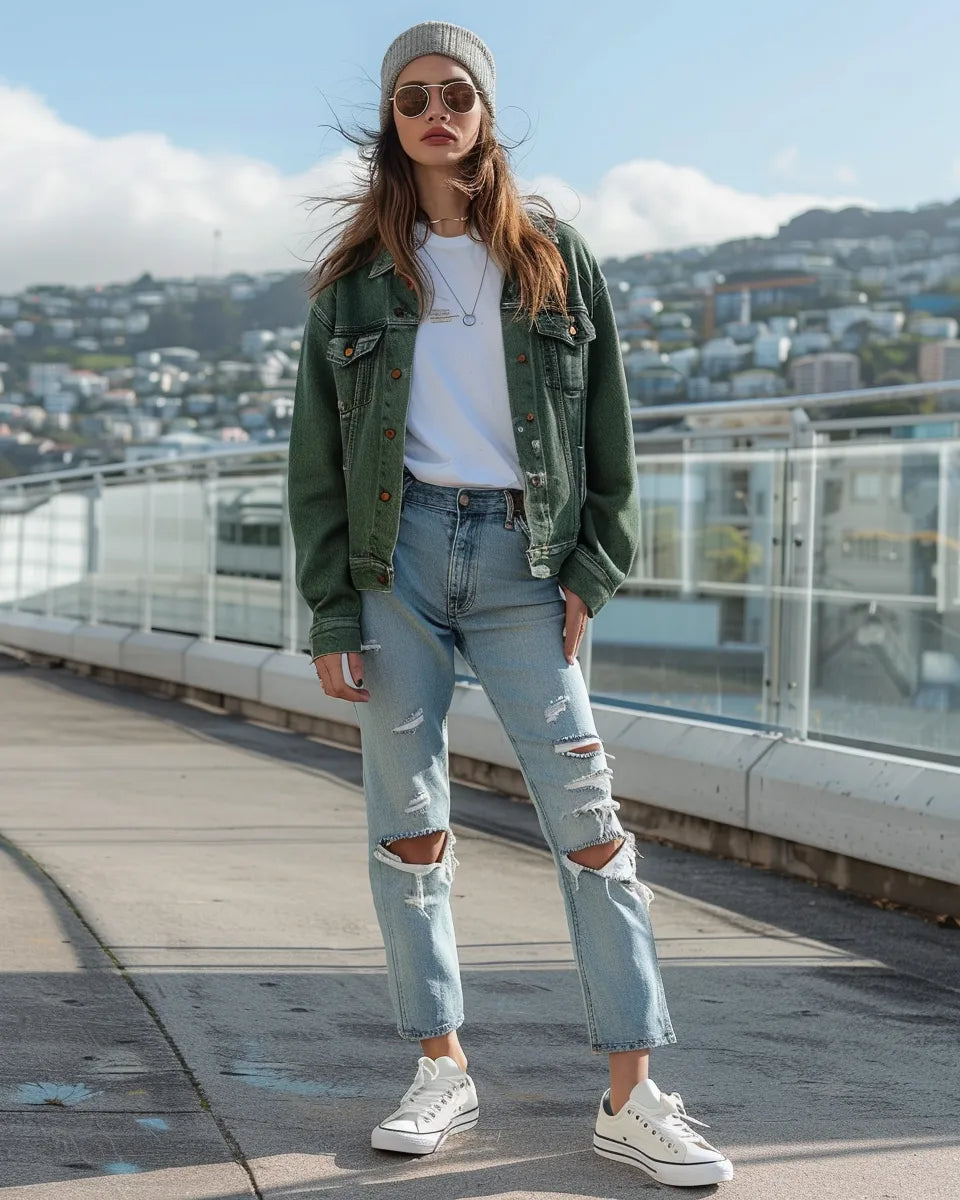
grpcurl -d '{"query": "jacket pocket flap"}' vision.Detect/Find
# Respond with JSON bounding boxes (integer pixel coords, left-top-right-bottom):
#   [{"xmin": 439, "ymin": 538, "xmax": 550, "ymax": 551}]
[
  {"xmin": 533, "ymin": 309, "xmax": 596, "ymax": 346},
  {"xmin": 325, "ymin": 327, "xmax": 384, "ymax": 367}
]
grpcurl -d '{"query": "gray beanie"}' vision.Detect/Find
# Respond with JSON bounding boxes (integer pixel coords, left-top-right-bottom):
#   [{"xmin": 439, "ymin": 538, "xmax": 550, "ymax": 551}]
[{"xmin": 379, "ymin": 21, "xmax": 496, "ymax": 131}]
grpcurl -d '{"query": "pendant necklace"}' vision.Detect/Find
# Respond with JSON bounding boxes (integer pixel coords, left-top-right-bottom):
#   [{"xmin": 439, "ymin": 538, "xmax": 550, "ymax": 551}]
[{"xmin": 419, "ymin": 233, "xmax": 490, "ymax": 327}]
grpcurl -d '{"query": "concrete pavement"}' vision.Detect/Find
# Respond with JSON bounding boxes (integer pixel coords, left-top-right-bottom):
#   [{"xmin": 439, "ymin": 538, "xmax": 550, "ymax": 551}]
[{"xmin": 0, "ymin": 652, "xmax": 958, "ymax": 1198}]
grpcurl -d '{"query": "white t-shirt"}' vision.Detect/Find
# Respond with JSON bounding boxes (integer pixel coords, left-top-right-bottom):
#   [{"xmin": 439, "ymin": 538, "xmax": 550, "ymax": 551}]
[{"xmin": 403, "ymin": 221, "xmax": 523, "ymax": 489}]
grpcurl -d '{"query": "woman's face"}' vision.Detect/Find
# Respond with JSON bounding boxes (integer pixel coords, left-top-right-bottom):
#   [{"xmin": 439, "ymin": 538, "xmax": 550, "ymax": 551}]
[{"xmin": 391, "ymin": 55, "xmax": 483, "ymax": 167}]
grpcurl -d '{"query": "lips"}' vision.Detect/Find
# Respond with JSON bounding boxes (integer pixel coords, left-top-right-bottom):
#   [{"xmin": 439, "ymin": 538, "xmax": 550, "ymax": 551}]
[{"xmin": 422, "ymin": 131, "xmax": 455, "ymax": 143}]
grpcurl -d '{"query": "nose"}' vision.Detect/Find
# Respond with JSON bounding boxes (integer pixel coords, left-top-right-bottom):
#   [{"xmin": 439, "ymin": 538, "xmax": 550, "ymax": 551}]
[{"xmin": 424, "ymin": 88, "xmax": 449, "ymax": 122}]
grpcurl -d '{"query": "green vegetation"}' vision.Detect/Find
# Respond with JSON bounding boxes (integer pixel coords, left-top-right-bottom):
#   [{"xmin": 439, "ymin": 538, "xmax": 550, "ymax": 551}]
[{"xmin": 76, "ymin": 354, "xmax": 132, "ymax": 371}]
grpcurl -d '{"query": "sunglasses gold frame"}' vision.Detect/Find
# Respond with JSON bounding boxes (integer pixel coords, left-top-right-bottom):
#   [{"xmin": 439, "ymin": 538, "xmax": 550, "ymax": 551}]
[{"xmin": 389, "ymin": 81, "xmax": 483, "ymax": 118}]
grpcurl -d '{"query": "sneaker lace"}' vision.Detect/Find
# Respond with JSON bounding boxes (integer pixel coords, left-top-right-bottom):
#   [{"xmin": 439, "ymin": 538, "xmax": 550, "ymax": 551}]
[
  {"xmin": 630, "ymin": 1091, "xmax": 717, "ymax": 1151},
  {"xmin": 397, "ymin": 1071, "xmax": 464, "ymax": 1121}
]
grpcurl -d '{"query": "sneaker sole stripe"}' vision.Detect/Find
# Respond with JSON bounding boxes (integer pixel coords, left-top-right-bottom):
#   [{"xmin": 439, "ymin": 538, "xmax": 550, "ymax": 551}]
[
  {"xmin": 593, "ymin": 1136, "xmax": 662, "ymax": 1177},
  {"xmin": 594, "ymin": 1133, "xmax": 734, "ymax": 1185},
  {"xmin": 372, "ymin": 1106, "xmax": 479, "ymax": 1156}
]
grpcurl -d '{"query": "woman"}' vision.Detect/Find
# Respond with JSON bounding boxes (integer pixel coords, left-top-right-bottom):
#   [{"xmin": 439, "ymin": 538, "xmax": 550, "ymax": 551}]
[{"xmin": 287, "ymin": 20, "xmax": 732, "ymax": 1188}]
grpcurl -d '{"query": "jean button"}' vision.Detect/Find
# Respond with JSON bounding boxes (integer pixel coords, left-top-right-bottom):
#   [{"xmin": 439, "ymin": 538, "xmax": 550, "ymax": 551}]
[{"xmin": 458, "ymin": 494, "xmax": 470, "ymax": 508}]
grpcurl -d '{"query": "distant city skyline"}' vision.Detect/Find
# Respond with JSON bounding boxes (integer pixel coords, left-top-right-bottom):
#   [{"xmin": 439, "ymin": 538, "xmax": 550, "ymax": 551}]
[{"xmin": 2, "ymin": 0, "xmax": 958, "ymax": 290}]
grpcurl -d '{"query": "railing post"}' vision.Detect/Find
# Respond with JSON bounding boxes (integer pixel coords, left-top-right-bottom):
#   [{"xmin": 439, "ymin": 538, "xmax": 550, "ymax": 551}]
[
  {"xmin": 89, "ymin": 473, "xmax": 103, "ymax": 625},
  {"xmin": 12, "ymin": 484, "xmax": 26, "ymax": 613},
  {"xmin": 680, "ymin": 456, "xmax": 695, "ymax": 596},
  {"xmin": 936, "ymin": 443, "xmax": 949, "ymax": 615},
  {"xmin": 45, "ymin": 482, "xmax": 60, "ymax": 618},
  {"xmin": 141, "ymin": 468, "xmax": 155, "ymax": 633},
  {"xmin": 202, "ymin": 463, "xmax": 218, "ymax": 642}
]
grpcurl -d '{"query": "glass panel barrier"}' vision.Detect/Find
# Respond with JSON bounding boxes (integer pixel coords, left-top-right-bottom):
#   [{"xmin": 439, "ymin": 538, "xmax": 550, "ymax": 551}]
[
  {"xmin": 213, "ymin": 473, "xmax": 284, "ymax": 646},
  {"xmin": 789, "ymin": 441, "xmax": 960, "ymax": 757},
  {"xmin": 1, "ymin": 433, "xmax": 959, "ymax": 765},
  {"xmin": 593, "ymin": 452, "xmax": 783, "ymax": 728}
]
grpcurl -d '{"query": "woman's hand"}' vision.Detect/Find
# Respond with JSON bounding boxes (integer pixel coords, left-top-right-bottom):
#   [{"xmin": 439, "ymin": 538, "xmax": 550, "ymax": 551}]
[
  {"xmin": 312, "ymin": 651, "xmax": 370, "ymax": 702},
  {"xmin": 559, "ymin": 584, "xmax": 589, "ymax": 665}
]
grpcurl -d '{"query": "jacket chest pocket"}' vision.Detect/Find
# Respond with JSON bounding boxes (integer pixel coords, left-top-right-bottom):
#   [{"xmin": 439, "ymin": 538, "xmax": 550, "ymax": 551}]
[
  {"xmin": 325, "ymin": 326, "xmax": 385, "ymax": 415},
  {"xmin": 326, "ymin": 327, "xmax": 384, "ymax": 472},
  {"xmin": 533, "ymin": 308, "xmax": 596, "ymax": 395}
]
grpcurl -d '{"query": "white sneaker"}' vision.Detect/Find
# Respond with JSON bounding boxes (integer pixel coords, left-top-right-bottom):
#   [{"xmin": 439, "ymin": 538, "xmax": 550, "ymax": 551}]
[
  {"xmin": 593, "ymin": 1077, "xmax": 733, "ymax": 1187},
  {"xmin": 371, "ymin": 1055, "xmax": 479, "ymax": 1155}
]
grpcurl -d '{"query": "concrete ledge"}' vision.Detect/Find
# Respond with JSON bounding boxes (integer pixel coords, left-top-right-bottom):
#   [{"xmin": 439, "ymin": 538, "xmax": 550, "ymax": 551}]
[
  {"xmin": 0, "ymin": 612, "xmax": 80, "ymax": 659},
  {"xmin": 1, "ymin": 614, "xmax": 958, "ymax": 914},
  {"xmin": 259, "ymin": 649, "xmax": 361, "ymax": 727},
  {"xmin": 750, "ymin": 739, "xmax": 960, "ymax": 885},
  {"xmin": 184, "ymin": 639, "xmax": 274, "ymax": 703},
  {"xmin": 71, "ymin": 623, "xmax": 131, "ymax": 670},
  {"xmin": 120, "ymin": 631, "xmax": 195, "ymax": 685},
  {"xmin": 611, "ymin": 709, "xmax": 775, "ymax": 826}
]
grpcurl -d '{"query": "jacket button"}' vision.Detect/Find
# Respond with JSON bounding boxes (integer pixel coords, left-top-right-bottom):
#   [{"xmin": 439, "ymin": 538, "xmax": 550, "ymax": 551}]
[
  {"xmin": 568, "ymin": 325, "xmax": 576, "ymax": 336},
  {"xmin": 525, "ymin": 412, "xmax": 535, "ymax": 422},
  {"xmin": 530, "ymin": 474, "xmax": 542, "ymax": 487},
  {"xmin": 377, "ymin": 574, "xmax": 387, "ymax": 584},
  {"xmin": 337, "ymin": 400, "xmax": 346, "ymax": 412},
  {"xmin": 379, "ymin": 490, "xmax": 391, "ymax": 502},
  {"xmin": 384, "ymin": 428, "xmax": 396, "ymax": 439},
  {"xmin": 344, "ymin": 346, "xmax": 354, "ymax": 356},
  {"xmin": 391, "ymin": 368, "xmax": 402, "ymax": 379},
  {"xmin": 517, "ymin": 353, "xmax": 526, "ymax": 363}
]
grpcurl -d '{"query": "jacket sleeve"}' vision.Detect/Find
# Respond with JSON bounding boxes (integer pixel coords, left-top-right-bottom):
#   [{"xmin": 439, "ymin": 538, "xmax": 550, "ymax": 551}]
[
  {"xmin": 286, "ymin": 290, "xmax": 362, "ymax": 659},
  {"xmin": 557, "ymin": 274, "xmax": 639, "ymax": 617}
]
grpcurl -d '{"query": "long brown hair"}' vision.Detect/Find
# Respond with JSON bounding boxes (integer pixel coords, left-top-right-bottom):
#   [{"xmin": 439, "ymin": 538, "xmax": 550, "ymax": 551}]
[{"xmin": 305, "ymin": 99, "xmax": 570, "ymax": 327}]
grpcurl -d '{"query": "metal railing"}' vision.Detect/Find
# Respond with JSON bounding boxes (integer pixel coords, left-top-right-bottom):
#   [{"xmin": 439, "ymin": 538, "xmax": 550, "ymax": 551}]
[{"xmin": 3, "ymin": 383, "xmax": 960, "ymax": 763}]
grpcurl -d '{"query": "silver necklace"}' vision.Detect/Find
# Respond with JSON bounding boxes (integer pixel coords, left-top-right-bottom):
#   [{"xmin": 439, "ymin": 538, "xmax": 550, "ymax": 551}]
[{"xmin": 419, "ymin": 237, "xmax": 490, "ymax": 327}]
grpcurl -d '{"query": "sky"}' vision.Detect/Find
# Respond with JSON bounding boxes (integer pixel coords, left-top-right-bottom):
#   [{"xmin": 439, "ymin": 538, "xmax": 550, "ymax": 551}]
[{"xmin": 2, "ymin": 0, "xmax": 958, "ymax": 291}]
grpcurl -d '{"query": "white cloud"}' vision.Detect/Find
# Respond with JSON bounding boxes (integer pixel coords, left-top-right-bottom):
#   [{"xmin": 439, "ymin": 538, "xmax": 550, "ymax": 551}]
[
  {"xmin": 0, "ymin": 81, "xmax": 356, "ymax": 291},
  {"xmin": 0, "ymin": 82, "xmax": 870, "ymax": 290},
  {"xmin": 528, "ymin": 159, "xmax": 868, "ymax": 260}
]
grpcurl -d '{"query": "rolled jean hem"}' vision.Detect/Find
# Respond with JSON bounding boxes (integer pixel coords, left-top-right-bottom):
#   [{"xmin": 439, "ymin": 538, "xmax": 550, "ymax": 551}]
[
  {"xmin": 590, "ymin": 1032, "xmax": 678, "ymax": 1053},
  {"xmin": 396, "ymin": 1017, "xmax": 464, "ymax": 1042}
]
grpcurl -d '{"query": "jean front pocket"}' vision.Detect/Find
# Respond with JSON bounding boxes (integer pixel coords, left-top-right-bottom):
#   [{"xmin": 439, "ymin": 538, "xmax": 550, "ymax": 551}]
[{"xmin": 513, "ymin": 511, "xmax": 531, "ymax": 540}]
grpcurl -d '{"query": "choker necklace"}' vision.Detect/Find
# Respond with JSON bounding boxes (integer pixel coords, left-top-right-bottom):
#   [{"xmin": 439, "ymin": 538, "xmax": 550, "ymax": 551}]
[{"xmin": 427, "ymin": 215, "xmax": 468, "ymax": 224}]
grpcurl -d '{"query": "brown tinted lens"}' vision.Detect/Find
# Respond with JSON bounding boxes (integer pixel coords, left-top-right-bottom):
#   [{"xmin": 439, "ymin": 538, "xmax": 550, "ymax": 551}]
[
  {"xmin": 443, "ymin": 82, "xmax": 476, "ymax": 113},
  {"xmin": 395, "ymin": 85, "xmax": 428, "ymax": 117}
]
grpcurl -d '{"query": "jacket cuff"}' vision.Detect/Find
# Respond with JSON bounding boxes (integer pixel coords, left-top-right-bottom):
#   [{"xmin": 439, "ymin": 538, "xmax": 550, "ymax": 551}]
[
  {"xmin": 309, "ymin": 620, "xmax": 362, "ymax": 660},
  {"xmin": 557, "ymin": 547, "xmax": 624, "ymax": 618}
]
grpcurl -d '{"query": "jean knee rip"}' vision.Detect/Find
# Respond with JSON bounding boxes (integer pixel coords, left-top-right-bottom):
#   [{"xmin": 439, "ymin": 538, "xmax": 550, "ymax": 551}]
[
  {"xmin": 393, "ymin": 707, "xmax": 424, "ymax": 734},
  {"xmin": 562, "ymin": 830, "xmax": 654, "ymax": 906},
  {"xmin": 553, "ymin": 733, "xmax": 614, "ymax": 761},
  {"xmin": 403, "ymin": 770, "xmax": 432, "ymax": 814},
  {"xmin": 373, "ymin": 831, "xmax": 459, "ymax": 916}
]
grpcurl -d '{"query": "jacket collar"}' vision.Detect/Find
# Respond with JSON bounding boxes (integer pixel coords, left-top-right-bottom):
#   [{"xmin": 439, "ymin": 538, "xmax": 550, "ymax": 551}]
[{"xmin": 366, "ymin": 215, "xmax": 560, "ymax": 280}]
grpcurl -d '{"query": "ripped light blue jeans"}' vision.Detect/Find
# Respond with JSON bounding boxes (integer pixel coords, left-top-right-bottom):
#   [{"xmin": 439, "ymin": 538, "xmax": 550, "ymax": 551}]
[{"xmin": 355, "ymin": 469, "xmax": 676, "ymax": 1053}]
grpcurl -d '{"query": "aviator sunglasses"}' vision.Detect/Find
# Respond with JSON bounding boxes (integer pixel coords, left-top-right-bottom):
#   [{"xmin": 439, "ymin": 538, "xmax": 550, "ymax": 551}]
[{"xmin": 390, "ymin": 80, "xmax": 482, "ymax": 119}]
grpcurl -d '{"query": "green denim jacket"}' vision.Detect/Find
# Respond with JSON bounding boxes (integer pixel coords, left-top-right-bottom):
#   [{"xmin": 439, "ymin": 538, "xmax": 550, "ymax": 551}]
[{"xmin": 287, "ymin": 216, "xmax": 639, "ymax": 659}]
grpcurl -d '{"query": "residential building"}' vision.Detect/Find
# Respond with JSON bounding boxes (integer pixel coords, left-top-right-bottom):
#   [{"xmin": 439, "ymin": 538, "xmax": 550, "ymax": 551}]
[
  {"xmin": 791, "ymin": 353, "xmax": 861, "ymax": 394},
  {"xmin": 919, "ymin": 340, "xmax": 960, "ymax": 382},
  {"xmin": 731, "ymin": 368, "xmax": 783, "ymax": 399},
  {"xmin": 754, "ymin": 335, "xmax": 791, "ymax": 369},
  {"xmin": 909, "ymin": 316, "xmax": 959, "ymax": 340}
]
